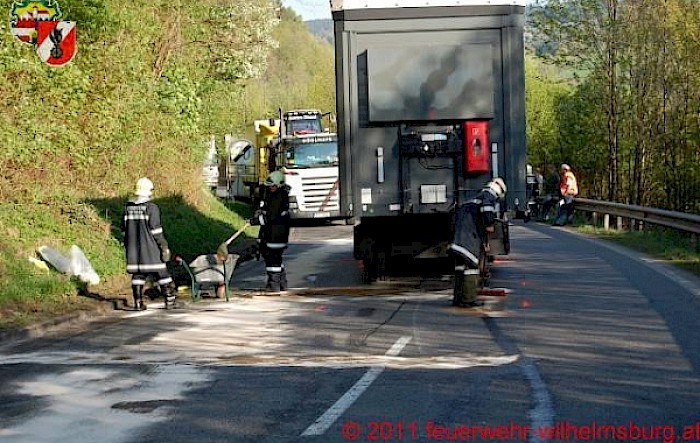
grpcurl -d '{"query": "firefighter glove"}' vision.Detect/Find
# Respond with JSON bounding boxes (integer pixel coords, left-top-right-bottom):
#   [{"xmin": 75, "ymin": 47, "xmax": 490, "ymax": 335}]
[
  {"xmin": 250, "ymin": 209, "xmax": 265, "ymax": 226},
  {"xmin": 161, "ymin": 248, "xmax": 171, "ymax": 262}
]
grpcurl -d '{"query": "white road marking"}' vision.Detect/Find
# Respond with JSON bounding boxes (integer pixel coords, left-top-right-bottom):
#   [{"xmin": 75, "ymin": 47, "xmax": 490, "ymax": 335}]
[{"xmin": 300, "ymin": 335, "xmax": 412, "ymax": 436}]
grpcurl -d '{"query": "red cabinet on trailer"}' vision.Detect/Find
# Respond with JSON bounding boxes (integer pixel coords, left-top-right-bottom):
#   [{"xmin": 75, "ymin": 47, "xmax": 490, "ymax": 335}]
[{"xmin": 464, "ymin": 121, "xmax": 490, "ymax": 175}]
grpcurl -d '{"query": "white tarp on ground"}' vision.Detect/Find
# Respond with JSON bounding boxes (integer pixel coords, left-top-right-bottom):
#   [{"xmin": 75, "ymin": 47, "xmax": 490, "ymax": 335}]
[{"xmin": 37, "ymin": 245, "xmax": 100, "ymax": 285}]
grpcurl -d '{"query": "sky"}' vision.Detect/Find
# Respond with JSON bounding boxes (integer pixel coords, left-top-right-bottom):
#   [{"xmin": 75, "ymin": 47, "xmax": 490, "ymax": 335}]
[
  {"xmin": 281, "ymin": 1, "xmax": 536, "ymax": 20},
  {"xmin": 281, "ymin": 0, "xmax": 332, "ymax": 21}
]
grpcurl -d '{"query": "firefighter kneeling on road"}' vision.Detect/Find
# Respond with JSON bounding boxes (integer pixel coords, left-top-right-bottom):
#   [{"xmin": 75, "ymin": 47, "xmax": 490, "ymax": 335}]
[
  {"xmin": 448, "ymin": 177, "xmax": 507, "ymax": 307},
  {"xmin": 250, "ymin": 171, "xmax": 291, "ymax": 292}
]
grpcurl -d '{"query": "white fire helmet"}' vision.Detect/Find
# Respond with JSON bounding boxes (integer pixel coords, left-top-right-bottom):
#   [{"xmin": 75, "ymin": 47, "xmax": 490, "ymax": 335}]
[
  {"xmin": 561, "ymin": 163, "xmax": 571, "ymax": 171},
  {"xmin": 264, "ymin": 170, "xmax": 285, "ymax": 187},
  {"xmin": 135, "ymin": 177, "xmax": 154, "ymax": 197},
  {"xmin": 489, "ymin": 177, "xmax": 507, "ymax": 198}
]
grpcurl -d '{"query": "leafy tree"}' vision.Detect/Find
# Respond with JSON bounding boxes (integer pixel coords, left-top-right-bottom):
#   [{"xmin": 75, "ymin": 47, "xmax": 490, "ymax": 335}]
[
  {"xmin": 525, "ymin": 55, "xmax": 570, "ymax": 170},
  {"xmin": 530, "ymin": 0, "xmax": 700, "ymax": 210}
]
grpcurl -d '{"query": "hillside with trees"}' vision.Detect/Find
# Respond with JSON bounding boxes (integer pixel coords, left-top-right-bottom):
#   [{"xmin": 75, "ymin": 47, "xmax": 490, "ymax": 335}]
[
  {"xmin": 306, "ymin": 19, "xmax": 333, "ymax": 44},
  {"xmin": 0, "ymin": 0, "xmax": 336, "ymax": 327}
]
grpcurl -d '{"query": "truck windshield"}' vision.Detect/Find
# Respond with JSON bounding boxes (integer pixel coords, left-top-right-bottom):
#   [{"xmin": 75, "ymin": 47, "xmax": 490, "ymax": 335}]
[
  {"xmin": 287, "ymin": 118, "xmax": 323, "ymax": 134},
  {"xmin": 285, "ymin": 141, "xmax": 338, "ymax": 168}
]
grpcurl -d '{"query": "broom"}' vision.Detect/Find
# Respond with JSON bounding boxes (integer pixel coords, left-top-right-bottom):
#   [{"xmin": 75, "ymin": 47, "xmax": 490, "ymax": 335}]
[{"xmin": 216, "ymin": 222, "xmax": 251, "ymax": 260}]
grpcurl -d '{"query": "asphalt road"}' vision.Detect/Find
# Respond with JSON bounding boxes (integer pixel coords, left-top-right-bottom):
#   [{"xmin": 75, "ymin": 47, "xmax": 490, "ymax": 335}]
[{"xmin": 1, "ymin": 220, "xmax": 699, "ymax": 443}]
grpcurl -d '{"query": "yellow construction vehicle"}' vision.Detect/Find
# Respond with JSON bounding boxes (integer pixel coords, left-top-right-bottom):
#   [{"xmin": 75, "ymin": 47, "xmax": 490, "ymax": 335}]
[{"xmin": 224, "ymin": 118, "xmax": 281, "ymax": 201}]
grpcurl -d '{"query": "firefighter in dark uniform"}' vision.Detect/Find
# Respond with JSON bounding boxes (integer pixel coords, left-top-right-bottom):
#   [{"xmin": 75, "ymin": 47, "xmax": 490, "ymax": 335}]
[
  {"xmin": 251, "ymin": 171, "xmax": 291, "ymax": 292},
  {"xmin": 448, "ymin": 177, "xmax": 507, "ymax": 307},
  {"xmin": 122, "ymin": 177, "xmax": 176, "ymax": 310}
]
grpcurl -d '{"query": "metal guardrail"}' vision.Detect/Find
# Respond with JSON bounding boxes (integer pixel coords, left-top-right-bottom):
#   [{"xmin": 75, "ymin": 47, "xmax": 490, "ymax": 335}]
[{"xmin": 574, "ymin": 198, "xmax": 700, "ymax": 235}]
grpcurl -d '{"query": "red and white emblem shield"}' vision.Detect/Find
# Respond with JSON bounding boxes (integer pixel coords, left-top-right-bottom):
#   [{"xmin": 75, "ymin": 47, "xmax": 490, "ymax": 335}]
[
  {"xmin": 36, "ymin": 20, "xmax": 76, "ymax": 67},
  {"xmin": 11, "ymin": 19, "xmax": 36, "ymax": 44}
]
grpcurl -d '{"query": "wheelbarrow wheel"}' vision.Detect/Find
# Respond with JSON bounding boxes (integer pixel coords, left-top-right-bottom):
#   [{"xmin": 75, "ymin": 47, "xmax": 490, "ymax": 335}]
[{"xmin": 145, "ymin": 286, "xmax": 162, "ymax": 300}]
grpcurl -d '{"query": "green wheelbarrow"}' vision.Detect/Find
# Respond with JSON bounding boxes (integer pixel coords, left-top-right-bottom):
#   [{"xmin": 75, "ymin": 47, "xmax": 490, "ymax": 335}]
[{"xmin": 176, "ymin": 254, "xmax": 239, "ymax": 302}]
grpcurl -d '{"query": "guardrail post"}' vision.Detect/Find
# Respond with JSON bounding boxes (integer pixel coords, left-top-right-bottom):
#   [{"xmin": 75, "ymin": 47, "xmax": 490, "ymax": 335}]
[
  {"xmin": 604, "ymin": 213, "xmax": 610, "ymax": 231},
  {"xmin": 592, "ymin": 212, "xmax": 598, "ymax": 227},
  {"xmin": 617, "ymin": 216, "xmax": 623, "ymax": 230}
]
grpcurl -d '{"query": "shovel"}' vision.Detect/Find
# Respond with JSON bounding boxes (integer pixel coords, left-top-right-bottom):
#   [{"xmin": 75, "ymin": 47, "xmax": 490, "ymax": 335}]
[{"xmin": 216, "ymin": 222, "xmax": 251, "ymax": 260}]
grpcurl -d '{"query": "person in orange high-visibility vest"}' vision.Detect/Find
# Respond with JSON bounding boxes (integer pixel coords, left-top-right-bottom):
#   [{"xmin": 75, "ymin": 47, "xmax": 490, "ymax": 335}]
[
  {"xmin": 554, "ymin": 164, "xmax": 578, "ymax": 226},
  {"xmin": 559, "ymin": 164, "xmax": 578, "ymax": 198}
]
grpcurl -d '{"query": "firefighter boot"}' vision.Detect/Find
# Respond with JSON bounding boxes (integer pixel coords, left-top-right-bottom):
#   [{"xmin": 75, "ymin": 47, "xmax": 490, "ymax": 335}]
[
  {"xmin": 132, "ymin": 285, "xmax": 147, "ymax": 310},
  {"xmin": 280, "ymin": 267, "xmax": 288, "ymax": 291},
  {"xmin": 452, "ymin": 272, "xmax": 465, "ymax": 307},
  {"xmin": 453, "ymin": 269, "xmax": 480, "ymax": 308},
  {"xmin": 131, "ymin": 285, "xmax": 140, "ymax": 310},
  {"xmin": 163, "ymin": 283, "xmax": 177, "ymax": 310},
  {"xmin": 266, "ymin": 272, "xmax": 281, "ymax": 292}
]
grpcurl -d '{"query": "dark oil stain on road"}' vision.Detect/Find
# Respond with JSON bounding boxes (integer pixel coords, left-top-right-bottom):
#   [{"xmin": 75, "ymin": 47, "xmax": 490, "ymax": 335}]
[{"xmin": 111, "ymin": 399, "xmax": 182, "ymax": 414}]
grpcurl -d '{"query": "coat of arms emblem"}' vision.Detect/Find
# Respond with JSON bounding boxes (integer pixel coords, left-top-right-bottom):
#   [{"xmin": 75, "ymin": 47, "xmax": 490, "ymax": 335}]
[{"xmin": 9, "ymin": 0, "xmax": 62, "ymax": 44}]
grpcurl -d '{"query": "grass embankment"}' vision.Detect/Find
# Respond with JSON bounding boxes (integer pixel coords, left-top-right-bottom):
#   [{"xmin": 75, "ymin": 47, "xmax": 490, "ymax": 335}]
[
  {"xmin": 574, "ymin": 222, "xmax": 700, "ymax": 276},
  {"xmin": 0, "ymin": 192, "xmax": 255, "ymax": 330}
]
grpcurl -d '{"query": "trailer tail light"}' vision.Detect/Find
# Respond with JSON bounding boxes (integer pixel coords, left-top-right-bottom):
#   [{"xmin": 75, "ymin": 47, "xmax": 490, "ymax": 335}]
[{"xmin": 463, "ymin": 121, "xmax": 490, "ymax": 175}]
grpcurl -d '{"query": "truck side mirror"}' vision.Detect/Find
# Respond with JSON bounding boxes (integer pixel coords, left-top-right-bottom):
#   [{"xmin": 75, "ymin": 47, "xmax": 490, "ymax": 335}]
[{"xmin": 232, "ymin": 144, "xmax": 252, "ymax": 163}]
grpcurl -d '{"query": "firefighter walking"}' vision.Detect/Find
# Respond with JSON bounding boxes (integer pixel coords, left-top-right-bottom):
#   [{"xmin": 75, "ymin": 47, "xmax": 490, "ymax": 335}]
[
  {"xmin": 251, "ymin": 171, "xmax": 291, "ymax": 292},
  {"xmin": 448, "ymin": 178, "xmax": 507, "ymax": 307},
  {"xmin": 122, "ymin": 177, "xmax": 177, "ymax": 310}
]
